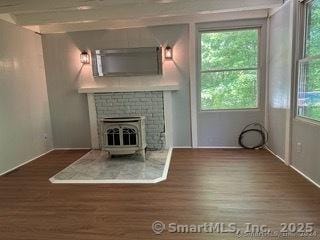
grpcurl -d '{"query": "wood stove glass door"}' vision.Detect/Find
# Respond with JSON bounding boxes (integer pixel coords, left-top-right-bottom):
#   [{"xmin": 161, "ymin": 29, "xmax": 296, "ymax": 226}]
[
  {"xmin": 106, "ymin": 128, "xmax": 120, "ymax": 146},
  {"xmin": 122, "ymin": 127, "xmax": 138, "ymax": 146}
]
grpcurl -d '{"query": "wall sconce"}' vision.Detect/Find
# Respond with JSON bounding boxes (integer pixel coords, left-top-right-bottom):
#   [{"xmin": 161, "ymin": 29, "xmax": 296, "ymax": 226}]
[
  {"xmin": 164, "ymin": 46, "xmax": 173, "ymax": 60},
  {"xmin": 80, "ymin": 50, "xmax": 90, "ymax": 64}
]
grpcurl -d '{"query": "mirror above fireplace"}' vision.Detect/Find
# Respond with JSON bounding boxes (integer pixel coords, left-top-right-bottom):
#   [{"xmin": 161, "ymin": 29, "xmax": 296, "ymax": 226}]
[{"xmin": 91, "ymin": 47, "xmax": 162, "ymax": 77}]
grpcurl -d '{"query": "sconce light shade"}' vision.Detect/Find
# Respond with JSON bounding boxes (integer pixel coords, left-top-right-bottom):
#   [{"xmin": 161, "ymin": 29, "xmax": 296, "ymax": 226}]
[
  {"xmin": 80, "ymin": 51, "xmax": 90, "ymax": 64},
  {"xmin": 164, "ymin": 46, "xmax": 173, "ymax": 60}
]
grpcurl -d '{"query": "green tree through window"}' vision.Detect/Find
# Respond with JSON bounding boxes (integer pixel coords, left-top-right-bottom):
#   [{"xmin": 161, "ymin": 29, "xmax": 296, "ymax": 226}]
[
  {"xmin": 200, "ymin": 28, "xmax": 259, "ymax": 110},
  {"xmin": 297, "ymin": 0, "xmax": 320, "ymax": 122}
]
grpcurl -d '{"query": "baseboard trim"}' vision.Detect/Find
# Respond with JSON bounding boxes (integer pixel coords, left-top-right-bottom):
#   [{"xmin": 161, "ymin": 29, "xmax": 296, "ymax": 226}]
[
  {"xmin": 0, "ymin": 148, "xmax": 91, "ymax": 177},
  {"xmin": 196, "ymin": 146, "xmax": 242, "ymax": 149},
  {"xmin": 265, "ymin": 146, "xmax": 287, "ymax": 164},
  {"xmin": 265, "ymin": 147, "xmax": 320, "ymax": 189},
  {"xmin": 173, "ymin": 146, "xmax": 192, "ymax": 149},
  {"xmin": 173, "ymin": 146, "xmax": 242, "ymax": 149},
  {"xmin": 290, "ymin": 165, "xmax": 320, "ymax": 189},
  {"xmin": 0, "ymin": 149, "xmax": 54, "ymax": 176}
]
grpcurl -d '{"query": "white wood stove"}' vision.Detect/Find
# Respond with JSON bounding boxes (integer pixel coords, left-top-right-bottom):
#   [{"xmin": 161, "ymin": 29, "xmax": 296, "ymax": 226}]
[{"xmin": 100, "ymin": 117, "xmax": 146, "ymax": 160}]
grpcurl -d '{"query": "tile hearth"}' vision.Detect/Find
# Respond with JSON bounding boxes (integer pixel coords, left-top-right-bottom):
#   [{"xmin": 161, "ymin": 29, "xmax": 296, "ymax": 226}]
[{"xmin": 50, "ymin": 149, "xmax": 171, "ymax": 184}]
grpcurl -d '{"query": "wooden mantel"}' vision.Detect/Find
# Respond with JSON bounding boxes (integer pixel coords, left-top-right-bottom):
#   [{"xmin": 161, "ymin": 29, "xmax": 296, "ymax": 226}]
[{"xmin": 78, "ymin": 83, "xmax": 180, "ymax": 94}]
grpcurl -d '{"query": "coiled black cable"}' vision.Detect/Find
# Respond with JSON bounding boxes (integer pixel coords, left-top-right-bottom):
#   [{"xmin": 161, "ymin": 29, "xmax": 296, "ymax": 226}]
[{"xmin": 238, "ymin": 123, "xmax": 268, "ymax": 149}]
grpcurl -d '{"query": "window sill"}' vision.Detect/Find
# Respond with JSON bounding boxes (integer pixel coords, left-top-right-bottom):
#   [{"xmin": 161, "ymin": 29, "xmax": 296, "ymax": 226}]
[
  {"xmin": 199, "ymin": 108, "xmax": 262, "ymax": 114},
  {"xmin": 294, "ymin": 116, "xmax": 320, "ymax": 127}
]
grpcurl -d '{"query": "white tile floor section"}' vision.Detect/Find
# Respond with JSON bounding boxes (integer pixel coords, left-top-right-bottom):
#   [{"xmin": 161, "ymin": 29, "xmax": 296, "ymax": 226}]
[{"xmin": 50, "ymin": 149, "xmax": 172, "ymax": 184}]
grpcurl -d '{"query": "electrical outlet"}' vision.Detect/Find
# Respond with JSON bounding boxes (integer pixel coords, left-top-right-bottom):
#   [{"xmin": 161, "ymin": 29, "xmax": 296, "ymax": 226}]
[
  {"xmin": 43, "ymin": 134, "xmax": 48, "ymax": 142},
  {"xmin": 297, "ymin": 142, "xmax": 302, "ymax": 153}
]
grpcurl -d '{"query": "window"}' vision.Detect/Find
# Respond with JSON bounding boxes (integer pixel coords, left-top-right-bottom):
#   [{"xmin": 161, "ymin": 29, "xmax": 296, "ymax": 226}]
[
  {"xmin": 297, "ymin": 0, "xmax": 320, "ymax": 122},
  {"xmin": 200, "ymin": 28, "xmax": 260, "ymax": 111}
]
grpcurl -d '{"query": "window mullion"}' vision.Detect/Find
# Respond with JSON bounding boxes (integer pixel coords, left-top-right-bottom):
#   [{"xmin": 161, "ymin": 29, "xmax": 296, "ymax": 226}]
[
  {"xmin": 201, "ymin": 67, "xmax": 258, "ymax": 74},
  {"xmin": 299, "ymin": 55, "xmax": 320, "ymax": 63}
]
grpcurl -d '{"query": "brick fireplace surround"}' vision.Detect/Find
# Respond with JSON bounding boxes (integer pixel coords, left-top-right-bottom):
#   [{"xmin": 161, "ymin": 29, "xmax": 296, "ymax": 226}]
[
  {"xmin": 80, "ymin": 84, "xmax": 178, "ymax": 150},
  {"xmin": 95, "ymin": 92, "xmax": 165, "ymax": 150}
]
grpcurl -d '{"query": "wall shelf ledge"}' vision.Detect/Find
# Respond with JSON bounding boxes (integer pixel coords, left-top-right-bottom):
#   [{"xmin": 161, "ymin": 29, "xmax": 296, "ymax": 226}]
[{"xmin": 78, "ymin": 83, "xmax": 180, "ymax": 93}]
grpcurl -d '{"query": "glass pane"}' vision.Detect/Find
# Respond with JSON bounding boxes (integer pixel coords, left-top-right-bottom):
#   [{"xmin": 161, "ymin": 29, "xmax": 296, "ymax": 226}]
[
  {"xmin": 201, "ymin": 29, "xmax": 258, "ymax": 70},
  {"xmin": 123, "ymin": 128, "xmax": 137, "ymax": 146},
  {"xmin": 123, "ymin": 133, "xmax": 130, "ymax": 145},
  {"xmin": 107, "ymin": 134, "xmax": 114, "ymax": 146},
  {"xmin": 114, "ymin": 134, "xmax": 120, "ymax": 145},
  {"xmin": 106, "ymin": 128, "xmax": 120, "ymax": 146},
  {"xmin": 305, "ymin": 0, "xmax": 320, "ymax": 57},
  {"xmin": 130, "ymin": 134, "xmax": 137, "ymax": 145},
  {"xmin": 297, "ymin": 59, "xmax": 320, "ymax": 121},
  {"xmin": 201, "ymin": 70, "xmax": 258, "ymax": 110}
]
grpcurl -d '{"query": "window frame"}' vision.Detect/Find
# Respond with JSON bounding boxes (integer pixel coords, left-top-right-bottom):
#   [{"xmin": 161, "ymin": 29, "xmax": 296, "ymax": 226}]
[
  {"xmin": 197, "ymin": 26, "xmax": 262, "ymax": 112},
  {"xmin": 296, "ymin": 0, "xmax": 320, "ymax": 123}
]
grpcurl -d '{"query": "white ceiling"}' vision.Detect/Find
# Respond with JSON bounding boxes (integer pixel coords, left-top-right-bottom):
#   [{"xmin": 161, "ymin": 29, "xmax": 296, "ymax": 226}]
[{"xmin": 0, "ymin": 0, "xmax": 283, "ymax": 33}]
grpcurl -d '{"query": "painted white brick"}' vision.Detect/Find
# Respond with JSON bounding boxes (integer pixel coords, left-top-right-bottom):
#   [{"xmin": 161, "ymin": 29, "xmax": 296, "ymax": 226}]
[{"xmin": 94, "ymin": 91, "xmax": 165, "ymax": 149}]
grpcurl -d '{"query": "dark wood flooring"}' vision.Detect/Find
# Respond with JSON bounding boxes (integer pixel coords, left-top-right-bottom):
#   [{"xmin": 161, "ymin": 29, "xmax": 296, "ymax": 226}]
[{"xmin": 0, "ymin": 149, "xmax": 319, "ymax": 240}]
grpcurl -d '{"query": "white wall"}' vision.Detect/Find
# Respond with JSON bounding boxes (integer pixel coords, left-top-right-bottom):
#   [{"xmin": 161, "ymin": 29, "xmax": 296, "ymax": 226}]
[
  {"xmin": 0, "ymin": 20, "xmax": 53, "ymax": 174},
  {"xmin": 41, "ymin": 34, "xmax": 92, "ymax": 148},
  {"xmin": 42, "ymin": 24, "xmax": 191, "ymax": 148},
  {"xmin": 267, "ymin": 0, "xmax": 320, "ymax": 186},
  {"xmin": 292, "ymin": 120, "xmax": 320, "ymax": 185},
  {"xmin": 267, "ymin": 1, "xmax": 293, "ymax": 161},
  {"xmin": 290, "ymin": 0, "xmax": 320, "ymax": 185}
]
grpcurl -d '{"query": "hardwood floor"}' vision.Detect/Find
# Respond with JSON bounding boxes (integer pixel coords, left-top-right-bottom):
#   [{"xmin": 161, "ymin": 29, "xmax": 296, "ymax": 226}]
[{"xmin": 0, "ymin": 149, "xmax": 319, "ymax": 240}]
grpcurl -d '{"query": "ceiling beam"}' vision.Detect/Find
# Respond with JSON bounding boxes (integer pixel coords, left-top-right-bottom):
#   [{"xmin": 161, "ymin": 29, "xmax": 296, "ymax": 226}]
[
  {"xmin": 34, "ymin": 9, "xmax": 268, "ymax": 34},
  {"xmin": 0, "ymin": 0, "xmax": 162, "ymax": 14},
  {"xmin": 13, "ymin": 0, "xmax": 282, "ymax": 26},
  {"xmin": 0, "ymin": 13, "xmax": 17, "ymax": 24}
]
